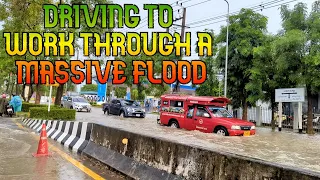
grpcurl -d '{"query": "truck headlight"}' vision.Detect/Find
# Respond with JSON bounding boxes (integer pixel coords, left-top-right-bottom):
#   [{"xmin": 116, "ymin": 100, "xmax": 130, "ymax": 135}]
[
  {"xmin": 127, "ymin": 107, "xmax": 133, "ymax": 112},
  {"xmin": 231, "ymin": 125, "xmax": 241, "ymax": 130},
  {"xmin": 251, "ymin": 126, "xmax": 255, "ymax": 130}
]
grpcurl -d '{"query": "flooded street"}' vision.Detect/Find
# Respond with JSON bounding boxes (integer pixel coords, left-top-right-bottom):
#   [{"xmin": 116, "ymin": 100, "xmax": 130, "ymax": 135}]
[
  {"xmin": 0, "ymin": 117, "xmax": 125, "ymax": 180},
  {"xmin": 77, "ymin": 107, "xmax": 320, "ymax": 174}
]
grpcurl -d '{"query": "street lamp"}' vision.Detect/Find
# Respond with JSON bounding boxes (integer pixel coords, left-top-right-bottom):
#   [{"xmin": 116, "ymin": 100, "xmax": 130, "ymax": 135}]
[{"xmin": 224, "ymin": 0, "xmax": 229, "ymax": 98}]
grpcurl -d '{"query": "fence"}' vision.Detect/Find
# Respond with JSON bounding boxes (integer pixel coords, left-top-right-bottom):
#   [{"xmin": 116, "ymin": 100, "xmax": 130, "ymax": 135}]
[
  {"xmin": 235, "ymin": 106, "xmax": 272, "ymax": 124},
  {"xmin": 234, "ymin": 106, "xmax": 320, "ymax": 133}
]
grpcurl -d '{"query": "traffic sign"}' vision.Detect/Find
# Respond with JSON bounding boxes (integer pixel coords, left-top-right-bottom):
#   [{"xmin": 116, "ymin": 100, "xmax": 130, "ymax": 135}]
[{"xmin": 275, "ymin": 88, "xmax": 305, "ymax": 102}]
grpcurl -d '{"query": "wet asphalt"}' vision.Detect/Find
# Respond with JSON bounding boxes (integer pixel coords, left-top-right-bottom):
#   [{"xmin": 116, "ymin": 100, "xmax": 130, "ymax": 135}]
[
  {"xmin": 76, "ymin": 107, "xmax": 320, "ymax": 174},
  {"xmin": 0, "ymin": 116, "xmax": 125, "ymax": 180}
]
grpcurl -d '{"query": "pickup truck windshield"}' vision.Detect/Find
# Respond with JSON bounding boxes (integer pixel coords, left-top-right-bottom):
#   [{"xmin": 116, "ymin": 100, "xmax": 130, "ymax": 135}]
[
  {"xmin": 208, "ymin": 107, "xmax": 233, "ymax": 118},
  {"xmin": 121, "ymin": 100, "xmax": 139, "ymax": 107}
]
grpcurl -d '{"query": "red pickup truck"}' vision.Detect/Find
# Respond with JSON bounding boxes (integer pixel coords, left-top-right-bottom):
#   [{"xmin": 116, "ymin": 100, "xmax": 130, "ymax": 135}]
[{"xmin": 158, "ymin": 94, "xmax": 256, "ymax": 136}]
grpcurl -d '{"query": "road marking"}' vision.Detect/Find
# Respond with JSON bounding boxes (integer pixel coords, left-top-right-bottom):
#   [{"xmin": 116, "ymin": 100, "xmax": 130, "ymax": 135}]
[{"xmin": 14, "ymin": 121, "xmax": 105, "ymax": 180}]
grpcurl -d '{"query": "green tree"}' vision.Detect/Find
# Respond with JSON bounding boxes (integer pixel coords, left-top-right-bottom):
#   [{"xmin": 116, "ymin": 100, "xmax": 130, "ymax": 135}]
[
  {"xmin": 81, "ymin": 84, "xmax": 98, "ymax": 92},
  {"xmin": 246, "ymin": 35, "xmax": 297, "ymax": 131},
  {"xmin": 274, "ymin": 1, "xmax": 320, "ymax": 134},
  {"xmin": 131, "ymin": 88, "xmax": 138, "ymax": 100},
  {"xmin": 116, "ymin": 40, "xmax": 172, "ymax": 100},
  {"xmin": 215, "ymin": 9, "xmax": 268, "ymax": 120},
  {"xmin": 193, "ymin": 29, "xmax": 221, "ymax": 96},
  {"xmin": 114, "ymin": 87, "xmax": 126, "ymax": 98},
  {"xmin": 0, "ymin": 0, "xmax": 49, "ymax": 103}
]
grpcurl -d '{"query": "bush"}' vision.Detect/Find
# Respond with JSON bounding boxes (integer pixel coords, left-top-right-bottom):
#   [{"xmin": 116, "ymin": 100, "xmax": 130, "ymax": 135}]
[
  {"xmin": 29, "ymin": 107, "xmax": 76, "ymax": 120},
  {"xmin": 22, "ymin": 102, "xmax": 61, "ymax": 112},
  {"xmin": 22, "ymin": 102, "xmax": 46, "ymax": 112}
]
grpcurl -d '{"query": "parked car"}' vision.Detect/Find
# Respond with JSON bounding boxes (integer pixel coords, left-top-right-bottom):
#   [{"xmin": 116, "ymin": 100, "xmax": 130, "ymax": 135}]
[
  {"xmin": 158, "ymin": 94, "xmax": 256, "ymax": 136},
  {"xmin": 103, "ymin": 99, "xmax": 145, "ymax": 118},
  {"xmin": 63, "ymin": 96, "xmax": 91, "ymax": 112}
]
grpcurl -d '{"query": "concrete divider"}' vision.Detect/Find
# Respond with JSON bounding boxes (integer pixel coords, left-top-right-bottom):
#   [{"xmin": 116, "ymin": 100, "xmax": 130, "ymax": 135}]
[
  {"xmin": 22, "ymin": 118, "xmax": 92, "ymax": 153},
  {"xmin": 85, "ymin": 124, "xmax": 320, "ymax": 180},
  {"xmin": 22, "ymin": 119, "xmax": 320, "ymax": 180}
]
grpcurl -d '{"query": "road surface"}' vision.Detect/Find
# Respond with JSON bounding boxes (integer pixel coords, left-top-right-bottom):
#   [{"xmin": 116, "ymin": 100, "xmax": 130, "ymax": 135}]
[
  {"xmin": 0, "ymin": 116, "xmax": 125, "ymax": 180},
  {"xmin": 76, "ymin": 107, "xmax": 320, "ymax": 174}
]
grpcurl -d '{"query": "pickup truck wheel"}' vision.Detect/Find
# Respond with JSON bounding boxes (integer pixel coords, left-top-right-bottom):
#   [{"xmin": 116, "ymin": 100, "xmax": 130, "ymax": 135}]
[
  {"xmin": 215, "ymin": 127, "xmax": 229, "ymax": 136},
  {"xmin": 120, "ymin": 111, "xmax": 125, "ymax": 118},
  {"xmin": 169, "ymin": 120, "xmax": 179, "ymax": 128}
]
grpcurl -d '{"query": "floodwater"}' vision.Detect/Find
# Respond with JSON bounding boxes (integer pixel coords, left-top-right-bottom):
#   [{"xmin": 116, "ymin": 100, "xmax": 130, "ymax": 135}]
[
  {"xmin": 76, "ymin": 107, "xmax": 320, "ymax": 174},
  {"xmin": 0, "ymin": 117, "xmax": 125, "ymax": 180}
]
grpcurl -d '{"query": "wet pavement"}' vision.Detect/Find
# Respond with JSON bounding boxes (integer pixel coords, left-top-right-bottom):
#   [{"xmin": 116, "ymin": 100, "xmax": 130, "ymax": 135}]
[
  {"xmin": 76, "ymin": 107, "xmax": 320, "ymax": 174},
  {"xmin": 0, "ymin": 116, "xmax": 125, "ymax": 180}
]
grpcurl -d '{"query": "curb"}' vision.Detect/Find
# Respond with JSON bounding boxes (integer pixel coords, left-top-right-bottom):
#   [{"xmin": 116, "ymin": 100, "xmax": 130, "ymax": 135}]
[
  {"xmin": 21, "ymin": 118, "xmax": 183, "ymax": 180},
  {"xmin": 21, "ymin": 118, "xmax": 320, "ymax": 180},
  {"xmin": 22, "ymin": 118, "xmax": 91, "ymax": 153}
]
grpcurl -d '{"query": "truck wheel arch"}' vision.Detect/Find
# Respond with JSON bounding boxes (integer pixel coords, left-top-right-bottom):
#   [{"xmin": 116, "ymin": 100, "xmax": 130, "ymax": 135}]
[
  {"xmin": 213, "ymin": 125, "xmax": 229, "ymax": 135},
  {"xmin": 168, "ymin": 119, "xmax": 180, "ymax": 128}
]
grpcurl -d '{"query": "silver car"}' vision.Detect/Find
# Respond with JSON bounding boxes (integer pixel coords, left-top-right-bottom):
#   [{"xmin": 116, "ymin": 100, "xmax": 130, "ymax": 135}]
[{"xmin": 64, "ymin": 96, "xmax": 92, "ymax": 112}]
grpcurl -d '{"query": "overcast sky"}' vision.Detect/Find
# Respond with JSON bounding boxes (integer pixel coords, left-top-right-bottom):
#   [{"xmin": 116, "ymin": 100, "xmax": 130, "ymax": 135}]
[
  {"xmin": 0, "ymin": 0, "xmax": 315, "ymax": 60},
  {"xmin": 0, "ymin": 0, "xmax": 315, "ymax": 89},
  {"xmin": 113, "ymin": 0, "xmax": 315, "ymax": 60}
]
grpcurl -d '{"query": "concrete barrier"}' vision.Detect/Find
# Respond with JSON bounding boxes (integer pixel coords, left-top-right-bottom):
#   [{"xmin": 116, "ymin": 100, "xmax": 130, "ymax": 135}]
[
  {"xmin": 86, "ymin": 124, "xmax": 320, "ymax": 180},
  {"xmin": 22, "ymin": 119, "xmax": 320, "ymax": 180},
  {"xmin": 22, "ymin": 119, "xmax": 92, "ymax": 153}
]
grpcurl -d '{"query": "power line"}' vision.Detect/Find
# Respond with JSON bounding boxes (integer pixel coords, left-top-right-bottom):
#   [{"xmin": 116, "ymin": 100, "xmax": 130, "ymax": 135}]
[
  {"xmin": 122, "ymin": 1, "xmax": 184, "ymax": 32},
  {"xmin": 133, "ymin": 0, "xmax": 210, "ymax": 32},
  {"xmin": 186, "ymin": 0, "xmax": 287, "ymax": 26},
  {"xmin": 188, "ymin": 0, "xmax": 298, "ymax": 29}
]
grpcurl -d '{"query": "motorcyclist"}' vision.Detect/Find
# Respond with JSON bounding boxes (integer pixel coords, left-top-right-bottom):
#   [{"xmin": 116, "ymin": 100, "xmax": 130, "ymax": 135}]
[
  {"xmin": 0, "ymin": 94, "xmax": 8, "ymax": 117},
  {"xmin": 9, "ymin": 94, "xmax": 22, "ymax": 114}
]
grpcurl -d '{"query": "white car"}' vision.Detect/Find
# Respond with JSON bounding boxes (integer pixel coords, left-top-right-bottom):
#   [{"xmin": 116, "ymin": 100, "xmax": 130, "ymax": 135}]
[{"xmin": 64, "ymin": 96, "xmax": 92, "ymax": 112}]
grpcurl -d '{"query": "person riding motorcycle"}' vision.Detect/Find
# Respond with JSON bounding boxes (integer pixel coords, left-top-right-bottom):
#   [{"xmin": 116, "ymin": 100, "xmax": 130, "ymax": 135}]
[
  {"xmin": 9, "ymin": 94, "xmax": 22, "ymax": 114},
  {"xmin": 0, "ymin": 94, "xmax": 8, "ymax": 117}
]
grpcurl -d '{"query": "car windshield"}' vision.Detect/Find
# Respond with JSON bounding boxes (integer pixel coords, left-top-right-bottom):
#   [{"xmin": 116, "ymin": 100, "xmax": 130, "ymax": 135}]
[
  {"xmin": 73, "ymin": 98, "xmax": 88, "ymax": 103},
  {"xmin": 208, "ymin": 107, "xmax": 233, "ymax": 118},
  {"xmin": 121, "ymin": 100, "xmax": 139, "ymax": 107}
]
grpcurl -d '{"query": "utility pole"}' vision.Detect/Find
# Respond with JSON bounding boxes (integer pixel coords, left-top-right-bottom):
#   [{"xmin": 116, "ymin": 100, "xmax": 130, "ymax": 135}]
[
  {"xmin": 224, "ymin": 0, "xmax": 230, "ymax": 97},
  {"xmin": 173, "ymin": 7, "xmax": 187, "ymax": 93}
]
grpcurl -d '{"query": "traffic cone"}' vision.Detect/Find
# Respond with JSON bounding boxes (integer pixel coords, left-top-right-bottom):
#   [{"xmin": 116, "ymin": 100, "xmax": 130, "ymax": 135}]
[{"xmin": 32, "ymin": 124, "xmax": 50, "ymax": 157}]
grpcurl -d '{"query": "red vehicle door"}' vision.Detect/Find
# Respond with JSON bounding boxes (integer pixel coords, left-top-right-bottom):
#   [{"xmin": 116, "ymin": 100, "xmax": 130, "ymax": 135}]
[
  {"xmin": 193, "ymin": 105, "xmax": 213, "ymax": 133},
  {"xmin": 185, "ymin": 105, "xmax": 196, "ymax": 130}
]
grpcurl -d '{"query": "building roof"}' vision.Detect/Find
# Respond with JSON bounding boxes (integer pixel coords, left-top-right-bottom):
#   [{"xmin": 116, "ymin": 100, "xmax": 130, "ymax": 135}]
[{"xmin": 80, "ymin": 91, "xmax": 98, "ymax": 95}]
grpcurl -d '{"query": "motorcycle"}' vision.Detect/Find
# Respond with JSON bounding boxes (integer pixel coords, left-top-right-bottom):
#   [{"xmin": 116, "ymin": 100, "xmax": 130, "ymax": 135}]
[{"xmin": 5, "ymin": 105, "xmax": 14, "ymax": 117}]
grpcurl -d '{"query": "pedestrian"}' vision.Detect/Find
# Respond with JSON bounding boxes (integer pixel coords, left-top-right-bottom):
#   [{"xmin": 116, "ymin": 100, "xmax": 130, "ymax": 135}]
[
  {"xmin": 0, "ymin": 94, "xmax": 8, "ymax": 117},
  {"xmin": 9, "ymin": 94, "xmax": 22, "ymax": 114},
  {"xmin": 145, "ymin": 100, "xmax": 150, "ymax": 112},
  {"xmin": 157, "ymin": 100, "xmax": 161, "ymax": 112}
]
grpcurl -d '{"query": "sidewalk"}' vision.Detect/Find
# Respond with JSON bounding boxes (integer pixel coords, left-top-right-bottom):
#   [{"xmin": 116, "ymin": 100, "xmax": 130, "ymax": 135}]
[{"xmin": 0, "ymin": 117, "xmax": 93, "ymax": 180}]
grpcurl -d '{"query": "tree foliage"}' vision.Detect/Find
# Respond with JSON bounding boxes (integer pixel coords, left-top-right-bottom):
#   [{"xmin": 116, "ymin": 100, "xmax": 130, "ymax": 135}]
[
  {"xmin": 215, "ymin": 9, "xmax": 268, "ymax": 120},
  {"xmin": 81, "ymin": 84, "xmax": 98, "ymax": 92},
  {"xmin": 274, "ymin": 1, "xmax": 320, "ymax": 134},
  {"xmin": 193, "ymin": 29, "xmax": 221, "ymax": 96}
]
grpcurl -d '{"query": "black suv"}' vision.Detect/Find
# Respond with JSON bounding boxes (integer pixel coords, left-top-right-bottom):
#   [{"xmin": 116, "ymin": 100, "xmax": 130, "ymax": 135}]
[{"xmin": 103, "ymin": 99, "xmax": 145, "ymax": 118}]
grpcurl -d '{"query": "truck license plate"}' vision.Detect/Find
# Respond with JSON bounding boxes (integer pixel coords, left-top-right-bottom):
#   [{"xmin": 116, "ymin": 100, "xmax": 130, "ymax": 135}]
[
  {"xmin": 244, "ymin": 131, "xmax": 250, "ymax": 136},
  {"xmin": 136, "ymin": 114, "xmax": 140, "ymax": 117}
]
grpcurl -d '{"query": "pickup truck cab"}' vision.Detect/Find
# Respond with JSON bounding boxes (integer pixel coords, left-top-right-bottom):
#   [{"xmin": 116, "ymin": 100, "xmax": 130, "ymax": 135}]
[
  {"xmin": 103, "ymin": 99, "xmax": 145, "ymax": 118},
  {"xmin": 158, "ymin": 94, "xmax": 256, "ymax": 136}
]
